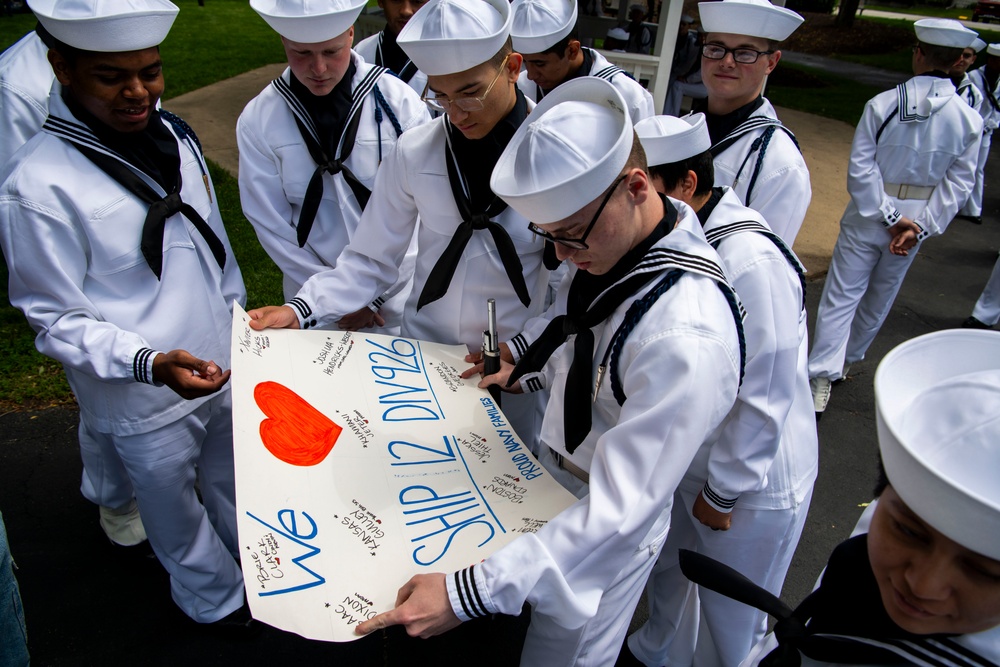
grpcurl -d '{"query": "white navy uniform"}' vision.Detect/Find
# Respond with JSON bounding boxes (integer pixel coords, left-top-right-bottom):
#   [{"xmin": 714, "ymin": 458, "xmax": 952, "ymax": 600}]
[
  {"xmin": 705, "ymin": 98, "xmax": 811, "ymax": 246},
  {"xmin": 516, "ymin": 48, "xmax": 656, "ymax": 124},
  {"xmin": 446, "ymin": 203, "xmax": 744, "ymax": 667},
  {"xmin": 960, "ymin": 65, "xmax": 1000, "ymax": 217},
  {"xmin": 957, "ymin": 71, "xmax": 985, "ymax": 113},
  {"xmin": 0, "ymin": 31, "xmax": 52, "ymax": 168},
  {"xmin": 808, "ymin": 75, "xmax": 982, "ymax": 381},
  {"xmin": 289, "ymin": 110, "xmax": 550, "ymax": 445},
  {"xmin": 0, "ymin": 90, "xmax": 246, "ymax": 623},
  {"xmin": 355, "ymin": 31, "xmax": 428, "ymax": 97},
  {"xmin": 971, "ymin": 253, "xmax": 1000, "ymax": 325},
  {"xmin": 741, "ymin": 501, "xmax": 1000, "ymax": 667},
  {"xmin": 237, "ymin": 52, "xmax": 429, "ymax": 329},
  {"xmin": 630, "ymin": 188, "xmax": 818, "ymax": 667}
]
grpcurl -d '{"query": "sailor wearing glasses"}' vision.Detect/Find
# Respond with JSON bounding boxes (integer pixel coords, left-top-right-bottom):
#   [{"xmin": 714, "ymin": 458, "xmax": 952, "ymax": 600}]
[
  {"xmin": 508, "ymin": 0, "xmax": 655, "ymax": 124},
  {"xmin": 238, "ymin": 0, "xmax": 429, "ymax": 333},
  {"xmin": 247, "ymin": 0, "xmax": 550, "ymax": 448},
  {"xmin": 695, "ymin": 0, "xmax": 811, "ymax": 246},
  {"xmin": 355, "ymin": 76, "xmax": 745, "ymax": 667}
]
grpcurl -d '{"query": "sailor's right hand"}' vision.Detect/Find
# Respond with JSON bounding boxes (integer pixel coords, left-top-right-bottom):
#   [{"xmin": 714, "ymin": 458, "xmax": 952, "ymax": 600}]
[{"xmin": 247, "ymin": 305, "xmax": 300, "ymax": 331}]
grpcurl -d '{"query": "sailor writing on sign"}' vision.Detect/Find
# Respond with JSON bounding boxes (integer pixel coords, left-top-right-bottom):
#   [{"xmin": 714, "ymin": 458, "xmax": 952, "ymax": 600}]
[
  {"xmin": 247, "ymin": 0, "xmax": 551, "ymax": 452},
  {"xmin": 240, "ymin": 0, "xmax": 429, "ymax": 334},
  {"xmin": 356, "ymin": 77, "xmax": 745, "ymax": 667}
]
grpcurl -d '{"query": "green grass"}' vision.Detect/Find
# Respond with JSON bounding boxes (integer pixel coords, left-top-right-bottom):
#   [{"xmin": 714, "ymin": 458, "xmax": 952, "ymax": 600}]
[
  {"xmin": 860, "ymin": 3, "xmax": 972, "ymax": 19},
  {"xmin": 767, "ymin": 62, "xmax": 885, "ymax": 125}
]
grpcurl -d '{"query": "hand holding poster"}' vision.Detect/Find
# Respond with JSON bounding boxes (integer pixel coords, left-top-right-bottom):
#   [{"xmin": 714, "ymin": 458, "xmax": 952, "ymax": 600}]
[{"xmin": 230, "ymin": 304, "xmax": 576, "ymax": 641}]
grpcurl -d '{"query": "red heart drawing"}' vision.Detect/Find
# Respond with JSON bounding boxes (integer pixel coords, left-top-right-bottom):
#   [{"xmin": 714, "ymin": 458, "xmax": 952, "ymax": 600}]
[
  {"xmin": 254, "ymin": 381, "xmax": 342, "ymax": 466},
  {"xmin": 275, "ymin": 558, "xmax": 281, "ymax": 565}
]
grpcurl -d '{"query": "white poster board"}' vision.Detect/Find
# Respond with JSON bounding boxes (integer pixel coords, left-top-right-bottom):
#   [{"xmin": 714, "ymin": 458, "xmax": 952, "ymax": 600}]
[{"xmin": 230, "ymin": 304, "xmax": 577, "ymax": 641}]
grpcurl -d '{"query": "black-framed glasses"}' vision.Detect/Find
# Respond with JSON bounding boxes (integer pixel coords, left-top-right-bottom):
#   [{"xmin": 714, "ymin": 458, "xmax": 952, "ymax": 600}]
[
  {"xmin": 702, "ymin": 43, "xmax": 774, "ymax": 64},
  {"xmin": 420, "ymin": 54, "xmax": 510, "ymax": 112},
  {"xmin": 527, "ymin": 174, "xmax": 628, "ymax": 250}
]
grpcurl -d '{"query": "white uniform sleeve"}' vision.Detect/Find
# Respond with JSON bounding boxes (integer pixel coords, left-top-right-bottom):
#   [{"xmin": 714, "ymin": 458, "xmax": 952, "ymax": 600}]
[
  {"xmin": 912, "ymin": 127, "xmax": 981, "ymax": 240},
  {"xmin": 847, "ymin": 100, "xmax": 905, "ymax": 228},
  {"xmin": 447, "ymin": 316, "xmax": 740, "ymax": 627},
  {"xmin": 744, "ymin": 136, "xmax": 812, "ymax": 245},
  {"xmin": 291, "ymin": 138, "xmax": 420, "ymax": 328},
  {"xmin": 0, "ymin": 85, "xmax": 47, "ymax": 169},
  {"xmin": 0, "ymin": 196, "xmax": 162, "ymax": 385},
  {"xmin": 704, "ymin": 245, "xmax": 803, "ymax": 511},
  {"xmin": 204, "ymin": 165, "xmax": 247, "ymax": 314},
  {"xmin": 236, "ymin": 113, "xmax": 333, "ymax": 294}
]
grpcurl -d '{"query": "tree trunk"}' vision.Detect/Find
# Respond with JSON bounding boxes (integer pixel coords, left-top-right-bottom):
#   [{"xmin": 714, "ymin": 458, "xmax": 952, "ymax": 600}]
[{"xmin": 836, "ymin": 0, "xmax": 860, "ymax": 28}]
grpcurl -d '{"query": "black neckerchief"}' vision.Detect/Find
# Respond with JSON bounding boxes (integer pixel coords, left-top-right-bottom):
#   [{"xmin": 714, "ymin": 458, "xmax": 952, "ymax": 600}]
[
  {"xmin": 64, "ymin": 91, "xmax": 179, "ymax": 194},
  {"xmin": 448, "ymin": 87, "xmax": 528, "ymax": 211},
  {"xmin": 539, "ymin": 48, "xmax": 595, "ymax": 99},
  {"xmin": 416, "ymin": 88, "xmax": 531, "ymax": 311},
  {"xmin": 509, "ymin": 197, "xmax": 677, "ymax": 453},
  {"xmin": 376, "ymin": 28, "xmax": 411, "ymax": 79},
  {"xmin": 696, "ymin": 187, "xmax": 726, "ymax": 226},
  {"xmin": 696, "ymin": 95, "xmax": 766, "ymax": 145},
  {"xmin": 290, "ymin": 59, "xmax": 356, "ymax": 158}
]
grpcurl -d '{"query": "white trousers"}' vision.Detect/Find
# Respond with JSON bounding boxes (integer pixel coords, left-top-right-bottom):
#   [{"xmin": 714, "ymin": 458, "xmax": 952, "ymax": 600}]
[
  {"xmin": 79, "ymin": 419, "xmax": 136, "ymax": 511},
  {"xmin": 80, "ymin": 392, "xmax": 245, "ymax": 623},
  {"xmin": 960, "ymin": 130, "xmax": 992, "ymax": 217},
  {"xmin": 519, "ymin": 504, "xmax": 671, "ymax": 666},
  {"xmin": 972, "ymin": 251, "xmax": 1000, "ymax": 325},
  {"xmin": 807, "ymin": 221, "xmax": 919, "ymax": 380},
  {"xmin": 628, "ymin": 487, "xmax": 811, "ymax": 667}
]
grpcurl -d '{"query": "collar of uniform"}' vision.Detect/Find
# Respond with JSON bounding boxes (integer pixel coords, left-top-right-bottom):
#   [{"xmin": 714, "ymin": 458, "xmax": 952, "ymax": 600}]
[
  {"xmin": 289, "ymin": 57, "xmax": 357, "ymax": 156},
  {"xmin": 918, "ymin": 70, "xmax": 951, "ymax": 79},
  {"xmin": 59, "ymin": 85, "xmax": 179, "ymax": 193},
  {"xmin": 448, "ymin": 86, "xmax": 528, "ymax": 211},
  {"xmin": 696, "ymin": 186, "xmax": 726, "ymax": 226},
  {"xmin": 541, "ymin": 46, "xmax": 594, "ymax": 96},
  {"xmin": 567, "ymin": 194, "xmax": 674, "ymax": 313},
  {"xmin": 697, "ymin": 95, "xmax": 766, "ymax": 145},
  {"xmin": 378, "ymin": 25, "xmax": 409, "ymax": 74}
]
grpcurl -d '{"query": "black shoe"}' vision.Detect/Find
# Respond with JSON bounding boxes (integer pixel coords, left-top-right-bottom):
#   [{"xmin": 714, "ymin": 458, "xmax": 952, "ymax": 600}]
[
  {"xmin": 958, "ymin": 214, "xmax": 983, "ymax": 225},
  {"xmin": 962, "ymin": 316, "xmax": 992, "ymax": 329},
  {"xmin": 208, "ymin": 604, "xmax": 262, "ymax": 636}
]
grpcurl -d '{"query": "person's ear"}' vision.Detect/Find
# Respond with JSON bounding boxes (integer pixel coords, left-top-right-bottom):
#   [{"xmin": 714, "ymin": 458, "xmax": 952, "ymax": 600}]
[{"xmin": 48, "ymin": 49, "xmax": 72, "ymax": 86}]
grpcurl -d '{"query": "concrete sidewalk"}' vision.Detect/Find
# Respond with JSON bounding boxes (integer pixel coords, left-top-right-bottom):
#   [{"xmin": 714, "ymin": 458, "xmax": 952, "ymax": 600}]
[{"xmin": 163, "ymin": 59, "xmax": 894, "ymax": 276}]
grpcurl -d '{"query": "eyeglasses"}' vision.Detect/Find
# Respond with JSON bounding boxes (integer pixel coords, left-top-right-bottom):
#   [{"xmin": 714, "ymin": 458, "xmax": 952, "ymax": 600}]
[
  {"xmin": 420, "ymin": 55, "xmax": 509, "ymax": 113},
  {"xmin": 702, "ymin": 43, "xmax": 774, "ymax": 64},
  {"xmin": 527, "ymin": 174, "xmax": 628, "ymax": 250}
]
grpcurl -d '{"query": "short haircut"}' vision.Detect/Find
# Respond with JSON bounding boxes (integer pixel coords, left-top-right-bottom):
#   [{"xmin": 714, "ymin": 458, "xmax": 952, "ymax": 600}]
[
  {"xmin": 539, "ymin": 27, "xmax": 580, "ymax": 57},
  {"xmin": 647, "ymin": 150, "xmax": 715, "ymax": 197},
  {"xmin": 624, "ymin": 132, "xmax": 649, "ymax": 173},
  {"xmin": 919, "ymin": 41, "xmax": 964, "ymax": 70},
  {"xmin": 489, "ymin": 37, "xmax": 514, "ymax": 69}
]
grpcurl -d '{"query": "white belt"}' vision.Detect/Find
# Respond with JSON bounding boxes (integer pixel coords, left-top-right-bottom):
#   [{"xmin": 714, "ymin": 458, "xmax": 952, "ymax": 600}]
[
  {"xmin": 552, "ymin": 450, "xmax": 589, "ymax": 484},
  {"xmin": 884, "ymin": 183, "xmax": 933, "ymax": 200}
]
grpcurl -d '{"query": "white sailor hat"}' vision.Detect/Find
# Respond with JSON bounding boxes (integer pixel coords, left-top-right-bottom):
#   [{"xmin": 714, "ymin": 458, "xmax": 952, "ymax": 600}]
[
  {"xmin": 510, "ymin": 0, "xmax": 577, "ymax": 55},
  {"xmin": 607, "ymin": 26, "xmax": 629, "ymax": 40},
  {"xmin": 990, "ymin": 43, "xmax": 1000, "ymax": 56},
  {"xmin": 874, "ymin": 330, "xmax": 1000, "ymax": 561},
  {"xmin": 914, "ymin": 18, "xmax": 978, "ymax": 48},
  {"xmin": 491, "ymin": 77, "xmax": 632, "ymax": 224},
  {"xmin": 698, "ymin": 0, "xmax": 803, "ymax": 42},
  {"xmin": 398, "ymin": 0, "xmax": 512, "ymax": 76},
  {"xmin": 250, "ymin": 0, "xmax": 367, "ymax": 44},
  {"xmin": 635, "ymin": 113, "xmax": 711, "ymax": 167},
  {"xmin": 973, "ymin": 37, "xmax": 987, "ymax": 52},
  {"xmin": 29, "ymin": 0, "xmax": 178, "ymax": 52}
]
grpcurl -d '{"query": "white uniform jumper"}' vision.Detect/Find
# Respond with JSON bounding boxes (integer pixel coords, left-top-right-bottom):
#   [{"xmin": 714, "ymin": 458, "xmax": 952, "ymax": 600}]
[
  {"xmin": 355, "ymin": 31, "xmax": 428, "ymax": 97},
  {"xmin": 808, "ymin": 75, "xmax": 982, "ymax": 381},
  {"xmin": 740, "ymin": 501, "xmax": 1000, "ymax": 667},
  {"xmin": 704, "ymin": 98, "xmax": 812, "ymax": 246},
  {"xmin": 446, "ymin": 202, "xmax": 745, "ymax": 667},
  {"xmin": 960, "ymin": 65, "xmax": 1000, "ymax": 217},
  {"xmin": 630, "ymin": 188, "xmax": 819, "ymax": 667},
  {"xmin": 238, "ymin": 53, "xmax": 429, "ymax": 329},
  {"xmin": 0, "ymin": 31, "xmax": 52, "ymax": 167},
  {"xmin": 0, "ymin": 91, "xmax": 247, "ymax": 623},
  {"xmin": 289, "ymin": 100, "xmax": 550, "ymax": 446},
  {"xmin": 516, "ymin": 47, "xmax": 656, "ymax": 124}
]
